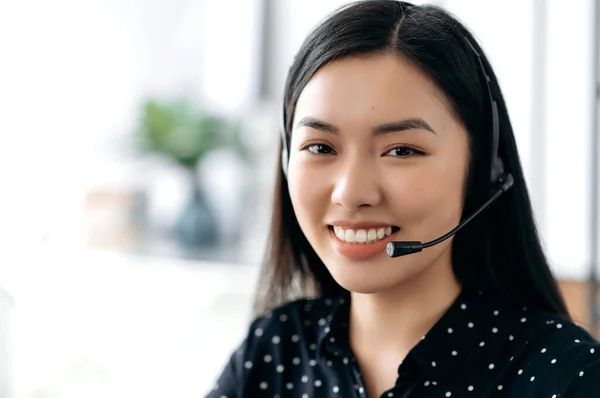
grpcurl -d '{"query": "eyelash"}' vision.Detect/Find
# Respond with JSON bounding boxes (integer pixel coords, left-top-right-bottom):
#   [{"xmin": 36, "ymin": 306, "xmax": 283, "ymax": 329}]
[
  {"xmin": 304, "ymin": 144, "xmax": 336, "ymax": 155},
  {"xmin": 384, "ymin": 146, "xmax": 426, "ymax": 157},
  {"xmin": 302, "ymin": 144, "xmax": 425, "ymax": 158}
]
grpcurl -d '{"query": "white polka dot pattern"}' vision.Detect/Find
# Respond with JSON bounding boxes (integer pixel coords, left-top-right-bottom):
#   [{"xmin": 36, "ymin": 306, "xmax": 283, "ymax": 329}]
[{"xmin": 207, "ymin": 290, "xmax": 600, "ymax": 398}]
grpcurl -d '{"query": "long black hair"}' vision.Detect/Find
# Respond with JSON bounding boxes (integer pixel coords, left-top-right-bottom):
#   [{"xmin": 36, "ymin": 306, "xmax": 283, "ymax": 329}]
[{"xmin": 253, "ymin": 0, "xmax": 570, "ymax": 320}]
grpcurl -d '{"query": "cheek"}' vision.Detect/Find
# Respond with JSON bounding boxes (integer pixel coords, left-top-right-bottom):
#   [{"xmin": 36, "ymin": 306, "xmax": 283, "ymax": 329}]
[
  {"xmin": 288, "ymin": 166, "xmax": 329, "ymax": 228},
  {"xmin": 387, "ymin": 160, "xmax": 467, "ymax": 227}
]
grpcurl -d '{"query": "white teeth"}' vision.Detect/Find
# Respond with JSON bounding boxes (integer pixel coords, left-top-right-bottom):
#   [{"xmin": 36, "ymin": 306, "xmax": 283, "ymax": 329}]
[
  {"xmin": 367, "ymin": 229, "xmax": 377, "ymax": 242},
  {"xmin": 356, "ymin": 230, "xmax": 367, "ymax": 243},
  {"xmin": 332, "ymin": 226, "xmax": 397, "ymax": 244},
  {"xmin": 345, "ymin": 229, "xmax": 356, "ymax": 243}
]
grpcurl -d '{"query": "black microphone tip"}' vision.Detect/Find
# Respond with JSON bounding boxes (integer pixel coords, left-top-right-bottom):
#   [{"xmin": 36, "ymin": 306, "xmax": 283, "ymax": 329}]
[{"xmin": 386, "ymin": 241, "xmax": 424, "ymax": 258}]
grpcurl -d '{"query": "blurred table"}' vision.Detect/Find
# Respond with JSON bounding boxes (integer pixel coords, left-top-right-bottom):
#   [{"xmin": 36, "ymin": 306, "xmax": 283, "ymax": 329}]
[{"xmin": 0, "ymin": 245, "xmax": 259, "ymax": 398}]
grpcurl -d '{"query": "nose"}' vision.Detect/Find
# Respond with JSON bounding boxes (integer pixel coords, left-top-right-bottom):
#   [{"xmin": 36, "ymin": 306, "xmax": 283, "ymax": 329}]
[{"xmin": 331, "ymin": 157, "xmax": 383, "ymax": 212}]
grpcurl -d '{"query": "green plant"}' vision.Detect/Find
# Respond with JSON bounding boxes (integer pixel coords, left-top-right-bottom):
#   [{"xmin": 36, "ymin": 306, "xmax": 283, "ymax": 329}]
[{"xmin": 137, "ymin": 99, "xmax": 234, "ymax": 170}]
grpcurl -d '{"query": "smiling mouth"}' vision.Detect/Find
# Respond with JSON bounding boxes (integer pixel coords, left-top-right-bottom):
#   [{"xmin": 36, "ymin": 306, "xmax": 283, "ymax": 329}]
[{"xmin": 328, "ymin": 225, "xmax": 400, "ymax": 244}]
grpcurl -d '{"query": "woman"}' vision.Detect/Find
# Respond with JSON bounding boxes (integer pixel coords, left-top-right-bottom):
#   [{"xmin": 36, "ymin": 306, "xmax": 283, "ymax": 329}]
[{"xmin": 207, "ymin": 1, "xmax": 600, "ymax": 397}]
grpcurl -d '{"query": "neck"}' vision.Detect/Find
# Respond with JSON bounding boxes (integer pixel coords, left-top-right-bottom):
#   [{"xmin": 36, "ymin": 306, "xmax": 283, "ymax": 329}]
[{"xmin": 349, "ymin": 255, "xmax": 461, "ymax": 358}]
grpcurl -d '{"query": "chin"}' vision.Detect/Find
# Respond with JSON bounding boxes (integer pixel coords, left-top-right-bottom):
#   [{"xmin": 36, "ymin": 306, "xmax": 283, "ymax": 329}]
[
  {"xmin": 334, "ymin": 274, "xmax": 403, "ymax": 294},
  {"xmin": 325, "ymin": 258, "xmax": 418, "ymax": 294}
]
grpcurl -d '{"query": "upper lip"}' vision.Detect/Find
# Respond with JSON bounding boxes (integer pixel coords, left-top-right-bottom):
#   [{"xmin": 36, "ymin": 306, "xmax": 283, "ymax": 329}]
[{"xmin": 328, "ymin": 221, "xmax": 398, "ymax": 230}]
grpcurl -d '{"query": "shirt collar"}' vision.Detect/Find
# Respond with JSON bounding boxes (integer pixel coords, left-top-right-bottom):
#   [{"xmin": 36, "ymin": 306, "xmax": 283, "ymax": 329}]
[{"xmin": 317, "ymin": 286, "xmax": 507, "ymax": 380}]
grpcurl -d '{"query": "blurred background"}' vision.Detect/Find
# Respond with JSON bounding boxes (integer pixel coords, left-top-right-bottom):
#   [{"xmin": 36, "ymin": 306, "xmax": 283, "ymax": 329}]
[{"xmin": 0, "ymin": 0, "xmax": 599, "ymax": 397}]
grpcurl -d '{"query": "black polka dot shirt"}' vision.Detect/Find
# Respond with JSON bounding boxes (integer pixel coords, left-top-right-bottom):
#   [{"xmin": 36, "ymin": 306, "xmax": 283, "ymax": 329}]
[{"xmin": 206, "ymin": 287, "xmax": 600, "ymax": 397}]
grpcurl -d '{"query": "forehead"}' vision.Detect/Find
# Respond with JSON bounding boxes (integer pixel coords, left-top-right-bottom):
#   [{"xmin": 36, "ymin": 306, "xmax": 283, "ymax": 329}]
[{"xmin": 293, "ymin": 54, "xmax": 453, "ymax": 128}]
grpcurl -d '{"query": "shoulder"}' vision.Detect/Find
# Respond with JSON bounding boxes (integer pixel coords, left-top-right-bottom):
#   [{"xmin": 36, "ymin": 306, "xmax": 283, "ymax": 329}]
[
  {"xmin": 237, "ymin": 295, "xmax": 336, "ymax": 359},
  {"xmin": 248, "ymin": 295, "xmax": 333, "ymax": 337},
  {"xmin": 521, "ymin": 310, "xmax": 597, "ymax": 350},
  {"xmin": 207, "ymin": 297, "xmax": 329, "ymax": 397},
  {"xmin": 515, "ymin": 310, "xmax": 600, "ymax": 396}
]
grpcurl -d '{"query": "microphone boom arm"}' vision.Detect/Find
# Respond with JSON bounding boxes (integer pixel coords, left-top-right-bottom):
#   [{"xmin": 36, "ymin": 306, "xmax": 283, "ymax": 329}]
[{"xmin": 386, "ymin": 173, "xmax": 514, "ymax": 258}]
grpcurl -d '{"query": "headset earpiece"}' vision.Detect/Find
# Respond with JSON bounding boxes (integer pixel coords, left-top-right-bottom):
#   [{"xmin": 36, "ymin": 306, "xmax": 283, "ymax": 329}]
[{"xmin": 280, "ymin": 108, "xmax": 289, "ymax": 179}]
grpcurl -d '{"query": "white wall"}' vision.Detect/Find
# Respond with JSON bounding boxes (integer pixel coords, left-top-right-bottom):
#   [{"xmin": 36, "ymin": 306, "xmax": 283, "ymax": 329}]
[
  {"xmin": 0, "ymin": 288, "xmax": 14, "ymax": 398},
  {"xmin": 544, "ymin": 0, "xmax": 596, "ymax": 280},
  {"xmin": 441, "ymin": 0, "xmax": 596, "ymax": 280}
]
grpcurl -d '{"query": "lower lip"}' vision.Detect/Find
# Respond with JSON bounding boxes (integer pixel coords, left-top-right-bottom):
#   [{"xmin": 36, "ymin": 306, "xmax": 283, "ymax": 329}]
[{"xmin": 328, "ymin": 227, "xmax": 399, "ymax": 260}]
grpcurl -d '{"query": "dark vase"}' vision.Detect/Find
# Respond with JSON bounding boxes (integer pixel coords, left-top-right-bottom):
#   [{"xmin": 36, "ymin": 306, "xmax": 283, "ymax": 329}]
[{"xmin": 175, "ymin": 173, "xmax": 219, "ymax": 248}]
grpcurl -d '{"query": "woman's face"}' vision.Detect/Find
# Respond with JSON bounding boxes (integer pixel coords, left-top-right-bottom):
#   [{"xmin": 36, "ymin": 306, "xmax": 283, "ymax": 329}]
[{"xmin": 287, "ymin": 54, "xmax": 470, "ymax": 294}]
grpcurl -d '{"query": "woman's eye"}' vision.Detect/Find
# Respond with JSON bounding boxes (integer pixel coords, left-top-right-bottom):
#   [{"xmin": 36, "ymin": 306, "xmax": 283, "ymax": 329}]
[
  {"xmin": 305, "ymin": 144, "xmax": 334, "ymax": 155},
  {"xmin": 385, "ymin": 146, "xmax": 423, "ymax": 157}
]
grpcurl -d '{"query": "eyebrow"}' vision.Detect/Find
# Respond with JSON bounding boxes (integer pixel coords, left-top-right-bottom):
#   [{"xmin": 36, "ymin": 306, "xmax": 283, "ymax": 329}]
[{"xmin": 296, "ymin": 116, "xmax": 437, "ymax": 136}]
